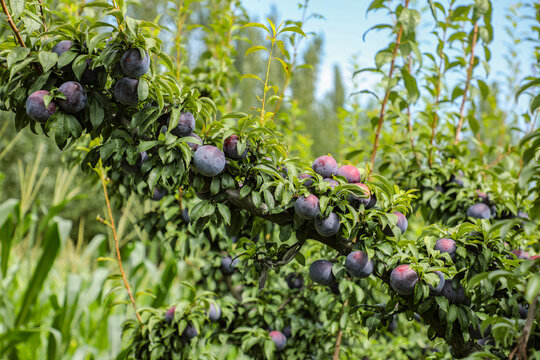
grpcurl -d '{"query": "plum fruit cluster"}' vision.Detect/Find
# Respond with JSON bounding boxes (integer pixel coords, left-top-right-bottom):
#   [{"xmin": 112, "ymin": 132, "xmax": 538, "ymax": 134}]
[{"xmin": 26, "ymin": 41, "xmax": 90, "ymax": 122}]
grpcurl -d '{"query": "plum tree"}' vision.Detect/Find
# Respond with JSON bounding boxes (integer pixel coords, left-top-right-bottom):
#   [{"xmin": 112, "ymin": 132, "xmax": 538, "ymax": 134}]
[
  {"xmin": 207, "ymin": 303, "xmax": 221, "ymax": 322},
  {"xmin": 120, "ymin": 49, "xmax": 150, "ymax": 78},
  {"xmin": 164, "ymin": 306, "xmax": 175, "ymax": 324},
  {"xmin": 221, "ymin": 256, "xmax": 239, "ymax": 275},
  {"xmin": 434, "ymin": 238, "xmax": 457, "ymax": 260},
  {"xmin": 336, "ymin": 165, "xmax": 361, "ymax": 183},
  {"xmin": 476, "ymin": 190, "xmax": 489, "ymax": 203},
  {"xmin": 114, "ymin": 77, "xmax": 139, "ymax": 106},
  {"xmin": 389, "ymin": 264, "xmax": 418, "ymax": 295},
  {"xmin": 223, "ymin": 134, "xmax": 248, "ymax": 160},
  {"xmin": 81, "ymin": 59, "xmax": 101, "ymax": 86},
  {"xmin": 309, "ymin": 260, "xmax": 335, "ymax": 286},
  {"xmin": 466, "ymin": 203, "xmax": 491, "ymax": 219},
  {"xmin": 170, "ymin": 112, "xmax": 196, "ymax": 137},
  {"xmin": 312, "ymin": 155, "xmax": 337, "ymax": 178},
  {"xmin": 347, "ymin": 182, "xmax": 370, "ymax": 208},
  {"xmin": 26, "ymin": 90, "xmax": 56, "ymax": 123},
  {"xmin": 57, "ymin": 81, "xmax": 87, "ymax": 113},
  {"xmin": 294, "ymin": 194, "xmax": 320, "ymax": 219},
  {"xmin": 193, "ymin": 145, "xmax": 226, "ymax": 177},
  {"xmin": 269, "ymin": 330, "xmax": 286, "ymax": 351},
  {"xmin": 314, "ymin": 212, "xmax": 340, "ymax": 237},
  {"xmin": 345, "ymin": 251, "xmax": 373, "ymax": 278},
  {"xmin": 285, "ymin": 273, "xmax": 304, "ymax": 289}
]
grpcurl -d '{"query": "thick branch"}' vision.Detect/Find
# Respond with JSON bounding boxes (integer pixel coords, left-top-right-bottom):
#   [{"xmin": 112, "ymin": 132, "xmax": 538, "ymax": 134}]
[
  {"xmin": 454, "ymin": 21, "xmax": 478, "ymax": 145},
  {"xmin": 224, "ymin": 189, "xmax": 353, "ymax": 255}
]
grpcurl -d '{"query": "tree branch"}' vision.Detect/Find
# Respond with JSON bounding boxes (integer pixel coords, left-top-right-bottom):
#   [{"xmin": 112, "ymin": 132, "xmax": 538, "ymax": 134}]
[
  {"xmin": 510, "ymin": 295, "xmax": 537, "ymax": 360},
  {"xmin": 332, "ymin": 299, "xmax": 349, "ymax": 360},
  {"xmin": 224, "ymin": 189, "xmax": 354, "ymax": 255},
  {"xmin": 370, "ymin": 0, "xmax": 410, "ymax": 167},
  {"xmin": 454, "ymin": 21, "xmax": 479, "ymax": 145},
  {"xmin": 1, "ymin": 0, "xmax": 27, "ymax": 47}
]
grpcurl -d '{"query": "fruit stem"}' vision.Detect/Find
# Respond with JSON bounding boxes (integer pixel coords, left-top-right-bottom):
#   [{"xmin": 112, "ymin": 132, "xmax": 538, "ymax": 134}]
[
  {"xmin": 98, "ymin": 161, "xmax": 142, "ymax": 324},
  {"xmin": 0, "ymin": 0, "xmax": 27, "ymax": 48},
  {"xmin": 454, "ymin": 21, "xmax": 479, "ymax": 145},
  {"xmin": 370, "ymin": 0, "xmax": 410, "ymax": 168}
]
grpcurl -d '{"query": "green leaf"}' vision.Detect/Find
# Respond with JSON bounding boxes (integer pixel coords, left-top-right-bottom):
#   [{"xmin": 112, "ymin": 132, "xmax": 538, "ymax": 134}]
[
  {"xmin": 399, "ymin": 8, "xmax": 421, "ymax": 35},
  {"xmin": 190, "ymin": 201, "xmax": 215, "ymax": 221},
  {"xmin": 530, "ymin": 94, "xmax": 540, "ymax": 113},
  {"xmin": 138, "ymin": 78, "xmax": 149, "ymax": 101},
  {"xmin": 37, "ymin": 51, "xmax": 58, "ymax": 73},
  {"xmin": 217, "ymin": 203, "xmax": 231, "ymax": 225},
  {"xmin": 245, "ymin": 46, "xmax": 267, "ymax": 56},
  {"xmin": 6, "ymin": 47, "xmax": 30, "ymax": 68},
  {"xmin": 525, "ymin": 273, "xmax": 540, "ymax": 304},
  {"xmin": 401, "ymin": 68, "xmax": 419, "ymax": 103}
]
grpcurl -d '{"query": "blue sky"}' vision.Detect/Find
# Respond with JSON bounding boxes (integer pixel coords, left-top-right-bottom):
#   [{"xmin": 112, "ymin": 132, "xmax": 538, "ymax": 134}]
[{"xmin": 240, "ymin": 0, "xmax": 535, "ymax": 105}]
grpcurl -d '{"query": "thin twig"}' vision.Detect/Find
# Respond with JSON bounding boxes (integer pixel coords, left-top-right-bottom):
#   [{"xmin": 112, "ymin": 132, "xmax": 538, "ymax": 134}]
[
  {"xmin": 428, "ymin": 9, "xmax": 451, "ymax": 166},
  {"xmin": 37, "ymin": 0, "xmax": 48, "ymax": 32},
  {"xmin": 332, "ymin": 299, "xmax": 349, "ymax": 360},
  {"xmin": 98, "ymin": 162, "xmax": 142, "ymax": 324},
  {"xmin": 454, "ymin": 21, "xmax": 479, "ymax": 144},
  {"xmin": 1, "ymin": 0, "xmax": 27, "ymax": 47},
  {"xmin": 509, "ymin": 295, "xmax": 537, "ymax": 360},
  {"xmin": 370, "ymin": 0, "xmax": 410, "ymax": 167},
  {"xmin": 405, "ymin": 54, "xmax": 420, "ymax": 167}
]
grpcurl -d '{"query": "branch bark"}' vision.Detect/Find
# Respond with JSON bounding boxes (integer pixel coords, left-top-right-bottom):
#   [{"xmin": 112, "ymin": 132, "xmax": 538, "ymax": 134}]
[
  {"xmin": 1, "ymin": 0, "xmax": 27, "ymax": 47},
  {"xmin": 224, "ymin": 189, "xmax": 354, "ymax": 255}
]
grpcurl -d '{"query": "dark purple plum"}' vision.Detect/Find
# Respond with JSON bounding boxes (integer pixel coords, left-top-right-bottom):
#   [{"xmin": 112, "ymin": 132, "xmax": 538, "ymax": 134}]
[
  {"xmin": 518, "ymin": 304, "xmax": 528, "ymax": 319},
  {"xmin": 52, "ymin": 40, "xmax": 74, "ymax": 57},
  {"xmin": 114, "ymin": 77, "xmax": 139, "ymax": 106},
  {"xmin": 467, "ymin": 203, "xmax": 491, "ymax": 219},
  {"xmin": 390, "ymin": 264, "xmax": 418, "ymax": 295},
  {"xmin": 184, "ymin": 133, "xmax": 202, "ymax": 150},
  {"xmin": 81, "ymin": 59, "xmax": 101, "ymax": 86},
  {"xmin": 312, "ymin": 155, "xmax": 338, "ymax": 178},
  {"xmin": 323, "ymin": 178, "xmax": 339, "ymax": 189},
  {"xmin": 207, "ymin": 303, "xmax": 221, "ymax": 322},
  {"xmin": 164, "ymin": 306, "xmax": 175, "ymax": 324},
  {"xmin": 337, "ymin": 165, "xmax": 361, "ymax": 183},
  {"xmin": 366, "ymin": 194, "xmax": 377, "ymax": 209},
  {"xmin": 193, "ymin": 145, "xmax": 226, "ymax": 177},
  {"xmin": 294, "ymin": 194, "xmax": 320, "ymax": 219},
  {"xmin": 285, "ymin": 273, "xmax": 304, "ymax": 289},
  {"xmin": 314, "ymin": 212, "xmax": 340, "ymax": 237},
  {"xmin": 434, "ymin": 238, "xmax": 457, "ymax": 260},
  {"xmin": 309, "ymin": 259, "xmax": 335, "ymax": 286},
  {"xmin": 57, "ymin": 81, "xmax": 87, "ymax": 113},
  {"xmin": 298, "ymin": 173, "xmax": 314, "ymax": 188},
  {"xmin": 152, "ymin": 187, "xmax": 166, "ymax": 201},
  {"xmin": 26, "ymin": 90, "xmax": 56, "ymax": 123},
  {"xmin": 428, "ymin": 271, "xmax": 445, "ymax": 295},
  {"xmin": 384, "ymin": 212, "xmax": 408, "ymax": 236},
  {"xmin": 182, "ymin": 323, "xmax": 198, "ymax": 339},
  {"xmin": 441, "ymin": 278, "xmax": 468, "ymax": 304},
  {"xmin": 181, "ymin": 208, "xmax": 190, "ymax": 223},
  {"xmin": 223, "ymin": 134, "xmax": 248, "ymax": 160},
  {"xmin": 269, "ymin": 330, "xmax": 286, "ymax": 351},
  {"xmin": 171, "ymin": 112, "xmax": 195, "ymax": 137},
  {"xmin": 120, "ymin": 48, "xmax": 150, "ymax": 78},
  {"xmin": 476, "ymin": 190, "xmax": 489, "ymax": 204},
  {"xmin": 511, "ymin": 249, "xmax": 530, "ymax": 260},
  {"xmin": 347, "ymin": 183, "xmax": 371, "ymax": 208},
  {"xmin": 282, "ymin": 326, "xmax": 292, "ymax": 338},
  {"xmin": 517, "ymin": 211, "xmax": 529, "ymax": 220},
  {"xmin": 345, "ymin": 251, "xmax": 373, "ymax": 278},
  {"xmin": 221, "ymin": 256, "xmax": 239, "ymax": 274}
]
